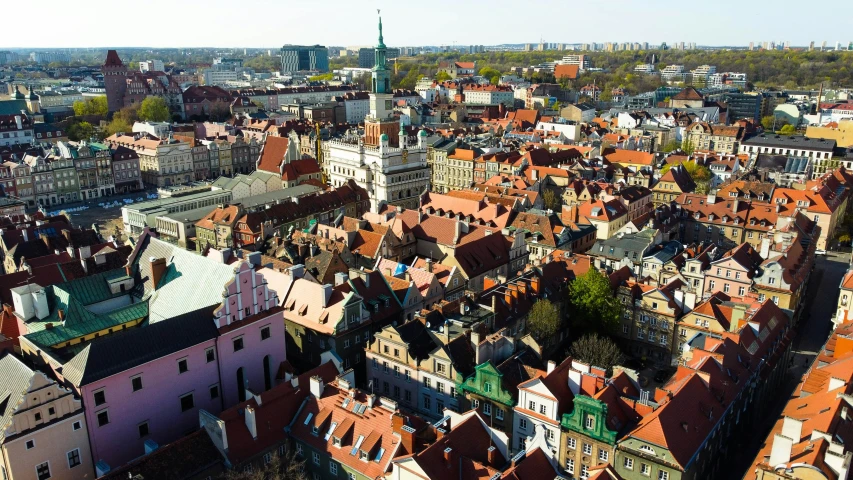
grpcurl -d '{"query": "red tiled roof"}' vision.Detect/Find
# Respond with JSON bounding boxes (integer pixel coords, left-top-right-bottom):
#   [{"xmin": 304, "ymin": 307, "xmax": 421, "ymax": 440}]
[{"xmin": 554, "ymin": 64, "xmax": 580, "ymax": 80}]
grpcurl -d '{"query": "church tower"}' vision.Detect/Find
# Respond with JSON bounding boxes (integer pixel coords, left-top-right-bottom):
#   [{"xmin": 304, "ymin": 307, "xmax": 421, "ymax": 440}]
[
  {"xmin": 365, "ymin": 10, "xmax": 400, "ymax": 147},
  {"xmin": 103, "ymin": 50, "xmax": 128, "ymax": 113}
]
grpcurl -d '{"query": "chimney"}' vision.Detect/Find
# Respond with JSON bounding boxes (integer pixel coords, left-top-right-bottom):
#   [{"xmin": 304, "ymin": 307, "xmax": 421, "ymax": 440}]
[
  {"xmin": 425, "ymin": 258, "xmax": 433, "ymax": 272},
  {"xmin": 443, "ymin": 447, "xmax": 455, "ymax": 466},
  {"xmin": 309, "ymin": 375, "xmax": 324, "ymax": 398},
  {"xmin": 453, "ymin": 220, "xmax": 462, "ymax": 244},
  {"xmin": 768, "ymin": 433, "xmax": 794, "ymax": 466},
  {"xmin": 504, "ymin": 289, "xmax": 514, "ymax": 308},
  {"xmin": 547, "ymin": 360, "xmax": 556, "ymax": 374},
  {"xmin": 781, "ymin": 416, "xmax": 803, "ymax": 443},
  {"xmin": 57, "ymin": 309, "xmax": 65, "ymax": 321},
  {"xmin": 487, "ymin": 446, "xmax": 498, "ymax": 467},
  {"xmin": 246, "ymin": 251, "xmax": 261, "ymax": 266},
  {"xmin": 335, "ymin": 272, "xmax": 349, "ymax": 286},
  {"xmin": 435, "ymin": 427, "xmax": 447, "ymax": 441},
  {"xmin": 400, "ymin": 424, "xmax": 416, "ymax": 454},
  {"xmin": 21, "ymin": 229, "xmax": 28, "ymax": 242},
  {"xmin": 245, "ymin": 405, "xmax": 258, "ymax": 440},
  {"xmin": 760, "ymin": 237, "xmax": 771, "ymax": 259},
  {"xmin": 531, "ymin": 276, "xmax": 541, "ymax": 294},
  {"xmin": 320, "ymin": 284, "xmax": 333, "ymax": 307},
  {"xmin": 707, "ymin": 192, "xmax": 716, "ymax": 204},
  {"xmin": 366, "ymin": 394, "xmax": 377, "ymax": 408},
  {"xmin": 150, "ymin": 257, "xmax": 167, "ymax": 289},
  {"xmin": 732, "ymin": 198, "xmax": 739, "ymax": 213}
]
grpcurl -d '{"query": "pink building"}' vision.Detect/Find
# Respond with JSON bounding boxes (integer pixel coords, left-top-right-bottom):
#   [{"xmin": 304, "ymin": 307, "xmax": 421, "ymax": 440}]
[
  {"xmin": 18, "ymin": 231, "xmax": 286, "ymax": 472},
  {"xmin": 704, "ymin": 242, "xmax": 763, "ymax": 298}
]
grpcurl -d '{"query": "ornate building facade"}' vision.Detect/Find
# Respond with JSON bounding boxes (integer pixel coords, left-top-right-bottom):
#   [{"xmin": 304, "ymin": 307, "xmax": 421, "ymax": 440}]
[{"xmin": 324, "ymin": 13, "xmax": 430, "ymax": 213}]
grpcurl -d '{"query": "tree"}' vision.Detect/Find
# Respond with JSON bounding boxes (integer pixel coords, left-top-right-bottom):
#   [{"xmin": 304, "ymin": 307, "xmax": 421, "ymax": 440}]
[
  {"xmin": 353, "ymin": 72, "xmax": 371, "ymax": 91},
  {"xmin": 662, "ymin": 139, "xmax": 681, "ymax": 153},
  {"xmin": 661, "ymin": 160, "xmax": 712, "ymax": 193},
  {"xmin": 72, "ymin": 96, "xmax": 108, "ymax": 116},
  {"xmin": 542, "ymin": 189, "xmax": 562, "ymax": 211},
  {"xmin": 308, "ymin": 72, "xmax": 334, "ymax": 82},
  {"xmin": 435, "ymin": 71, "xmax": 452, "ymax": 82},
  {"xmin": 479, "ymin": 67, "xmax": 501, "ymax": 80},
  {"xmin": 761, "ymin": 115, "xmax": 776, "ymax": 131},
  {"xmin": 780, "ymin": 124, "xmax": 796, "ymax": 135},
  {"xmin": 104, "ymin": 118, "xmax": 131, "ymax": 137},
  {"xmin": 209, "ymin": 103, "xmax": 232, "ymax": 122},
  {"xmin": 568, "ymin": 268, "xmax": 622, "ymax": 334},
  {"xmin": 680, "ymin": 138, "xmax": 695, "ymax": 155},
  {"xmin": 570, "ymin": 333, "xmax": 624, "ymax": 376},
  {"xmin": 138, "ymin": 97, "xmax": 170, "ymax": 122},
  {"xmin": 527, "ymin": 299, "xmax": 560, "ymax": 342},
  {"xmin": 225, "ymin": 451, "xmax": 307, "ymax": 480},
  {"xmin": 67, "ymin": 121, "xmax": 94, "ymax": 141},
  {"xmin": 115, "ymin": 105, "xmax": 139, "ymax": 125},
  {"xmin": 128, "ymin": 61, "xmax": 139, "ymax": 71}
]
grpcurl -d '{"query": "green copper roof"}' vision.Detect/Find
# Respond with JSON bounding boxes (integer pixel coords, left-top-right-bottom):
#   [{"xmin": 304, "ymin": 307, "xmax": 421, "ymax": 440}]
[
  {"xmin": 561, "ymin": 395, "xmax": 618, "ymax": 445},
  {"xmin": 22, "ymin": 270, "xmax": 150, "ymax": 348},
  {"xmin": 377, "ymin": 12, "xmax": 385, "ymax": 49},
  {"xmin": 456, "ymin": 361, "xmax": 515, "ymax": 407}
]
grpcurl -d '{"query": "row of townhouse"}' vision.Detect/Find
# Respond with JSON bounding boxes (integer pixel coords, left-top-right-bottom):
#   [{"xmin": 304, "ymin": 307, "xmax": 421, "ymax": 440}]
[{"xmin": 0, "ymin": 141, "xmax": 143, "ymax": 207}]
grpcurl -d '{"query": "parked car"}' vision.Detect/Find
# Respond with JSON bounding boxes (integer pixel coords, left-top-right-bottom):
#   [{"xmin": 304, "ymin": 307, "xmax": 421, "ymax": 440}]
[{"xmin": 815, "ymin": 249, "xmax": 827, "ymax": 256}]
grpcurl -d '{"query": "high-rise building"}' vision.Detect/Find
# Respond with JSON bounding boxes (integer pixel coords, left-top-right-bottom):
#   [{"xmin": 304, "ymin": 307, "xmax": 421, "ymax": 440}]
[
  {"xmin": 279, "ymin": 45, "xmax": 329, "ymax": 73},
  {"xmin": 358, "ymin": 47, "xmax": 400, "ymax": 68},
  {"xmin": 809, "ymin": 41, "xmax": 814, "ymax": 51}
]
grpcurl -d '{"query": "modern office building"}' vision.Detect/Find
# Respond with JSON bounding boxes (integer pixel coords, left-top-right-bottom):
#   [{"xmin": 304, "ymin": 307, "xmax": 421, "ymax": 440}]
[
  {"xmin": 358, "ymin": 47, "xmax": 400, "ymax": 68},
  {"xmin": 280, "ymin": 45, "xmax": 329, "ymax": 73}
]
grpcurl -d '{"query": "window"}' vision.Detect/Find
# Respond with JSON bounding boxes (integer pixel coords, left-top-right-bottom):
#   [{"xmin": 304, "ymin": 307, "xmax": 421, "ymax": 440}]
[
  {"xmin": 585, "ymin": 415, "xmax": 595, "ymax": 429},
  {"xmin": 394, "ymin": 365, "xmax": 400, "ymax": 378},
  {"xmin": 528, "ymin": 400, "xmax": 536, "ymax": 411},
  {"xmin": 539, "ymin": 404, "xmax": 546, "ymax": 415},
  {"xmin": 624, "ymin": 457, "xmax": 634, "ymax": 469},
  {"xmin": 423, "ymin": 395, "xmax": 431, "ymax": 410},
  {"xmin": 72, "ymin": 421, "xmax": 81, "ymax": 431},
  {"xmin": 483, "ymin": 403, "xmax": 492, "ymax": 416},
  {"xmin": 599, "ymin": 449, "xmax": 609, "ymax": 461},
  {"xmin": 233, "ymin": 337, "xmax": 244, "ymax": 352},
  {"xmin": 131, "ymin": 376, "xmax": 143, "ymax": 392},
  {"xmin": 738, "ymin": 286, "xmax": 746, "ymax": 296},
  {"xmin": 93, "ymin": 390, "xmax": 106, "ymax": 406},
  {"xmin": 260, "ymin": 326, "xmax": 271, "ymax": 340},
  {"xmin": 312, "ymin": 452, "xmax": 320, "ymax": 465},
  {"xmin": 581, "ymin": 465, "xmax": 589, "ymax": 479},
  {"xmin": 97, "ymin": 410, "xmax": 110, "ymax": 427},
  {"xmin": 263, "ymin": 452, "xmax": 272, "ymax": 464},
  {"xmin": 329, "ymin": 462, "xmax": 338, "ymax": 475},
  {"xmin": 26, "ymin": 439, "xmax": 35, "ymax": 449},
  {"xmin": 641, "ymin": 463, "xmax": 651, "ymax": 476},
  {"xmin": 138, "ymin": 421, "xmax": 150, "ymax": 438},
  {"xmin": 519, "ymin": 418, "xmax": 527, "ymax": 430},
  {"xmin": 658, "ymin": 472, "xmax": 669, "ymax": 480},
  {"xmin": 180, "ymin": 393, "xmax": 195, "ymax": 412},
  {"xmin": 566, "ymin": 458, "xmax": 575, "ymax": 474},
  {"xmin": 484, "ymin": 382, "xmax": 492, "ymax": 393},
  {"xmin": 567, "ymin": 437, "xmax": 576, "ymax": 449},
  {"xmin": 177, "ymin": 358, "xmax": 188, "ymax": 374},
  {"xmin": 583, "ymin": 443, "xmax": 592, "ymax": 455},
  {"xmin": 67, "ymin": 449, "xmax": 81, "ymax": 468},
  {"xmin": 424, "ymin": 377, "xmax": 431, "ymax": 389},
  {"xmin": 772, "ymin": 296, "xmax": 779, "ymax": 305},
  {"xmin": 496, "ymin": 408, "xmax": 504, "ymax": 420},
  {"xmin": 209, "ymin": 384, "xmax": 220, "ymax": 400},
  {"xmin": 296, "ymin": 443, "xmax": 304, "ymax": 457},
  {"xmin": 36, "ymin": 462, "xmax": 50, "ymax": 480}
]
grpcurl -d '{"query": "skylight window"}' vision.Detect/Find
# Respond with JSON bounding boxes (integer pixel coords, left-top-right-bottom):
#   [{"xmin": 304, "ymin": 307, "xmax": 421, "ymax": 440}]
[
  {"xmin": 351, "ymin": 435, "xmax": 365, "ymax": 456},
  {"xmin": 324, "ymin": 422, "xmax": 338, "ymax": 441},
  {"xmin": 303, "ymin": 413, "xmax": 313, "ymax": 426}
]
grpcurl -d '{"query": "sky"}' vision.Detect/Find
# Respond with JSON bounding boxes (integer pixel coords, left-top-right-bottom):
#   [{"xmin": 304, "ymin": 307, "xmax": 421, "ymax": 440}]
[{"xmin": 3, "ymin": 0, "xmax": 850, "ymax": 49}]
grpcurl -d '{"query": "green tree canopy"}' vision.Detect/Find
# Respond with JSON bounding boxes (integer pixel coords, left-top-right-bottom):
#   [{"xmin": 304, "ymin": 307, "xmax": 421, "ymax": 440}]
[
  {"xmin": 309, "ymin": 72, "xmax": 334, "ymax": 82},
  {"xmin": 780, "ymin": 124, "xmax": 796, "ymax": 135},
  {"xmin": 435, "ymin": 71, "xmax": 452, "ymax": 82},
  {"xmin": 661, "ymin": 160, "xmax": 713, "ymax": 193},
  {"xmin": 680, "ymin": 138, "xmax": 695, "ymax": 156},
  {"xmin": 527, "ymin": 299, "xmax": 561, "ymax": 342},
  {"xmin": 67, "ymin": 121, "xmax": 94, "ymax": 141},
  {"xmin": 478, "ymin": 66, "xmax": 501, "ymax": 80},
  {"xmin": 570, "ymin": 333, "xmax": 625, "ymax": 376},
  {"xmin": 115, "ymin": 105, "xmax": 139, "ymax": 125},
  {"xmin": 225, "ymin": 451, "xmax": 306, "ymax": 480},
  {"xmin": 662, "ymin": 139, "xmax": 681, "ymax": 153},
  {"xmin": 138, "ymin": 97, "xmax": 170, "ymax": 122},
  {"xmin": 105, "ymin": 118, "xmax": 131, "ymax": 137},
  {"xmin": 72, "ymin": 96, "xmax": 108, "ymax": 116},
  {"xmin": 568, "ymin": 268, "xmax": 622, "ymax": 334},
  {"xmin": 761, "ymin": 115, "xmax": 776, "ymax": 131},
  {"xmin": 542, "ymin": 189, "xmax": 562, "ymax": 211}
]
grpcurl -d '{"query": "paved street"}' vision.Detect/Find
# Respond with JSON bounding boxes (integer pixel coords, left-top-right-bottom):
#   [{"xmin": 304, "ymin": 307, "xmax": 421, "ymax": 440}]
[{"xmin": 728, "ymin": 251, "xmax": 849, "ymax": 479}]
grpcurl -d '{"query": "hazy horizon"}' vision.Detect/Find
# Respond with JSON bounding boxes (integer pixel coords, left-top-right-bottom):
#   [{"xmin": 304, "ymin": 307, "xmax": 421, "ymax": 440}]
[{"xmin": 2, "ymin": 0, "xmax": 851, "ymax": 50}]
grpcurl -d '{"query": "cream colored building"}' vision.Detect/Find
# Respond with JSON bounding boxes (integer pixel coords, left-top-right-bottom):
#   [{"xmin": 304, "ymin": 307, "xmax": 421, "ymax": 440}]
[
  {"xmin": 107, "ymin": 133, "xmax": 194, "ymax": 187},
  {"xmin": 0, "ymin": 355, "xmax": 93, "ymax": 480}
]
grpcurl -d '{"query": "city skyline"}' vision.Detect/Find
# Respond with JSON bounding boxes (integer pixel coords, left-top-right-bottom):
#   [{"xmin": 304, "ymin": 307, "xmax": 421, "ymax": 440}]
[{"xmin": 2, "ymin": 0, "xmax": 851, "ymax": 49}]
